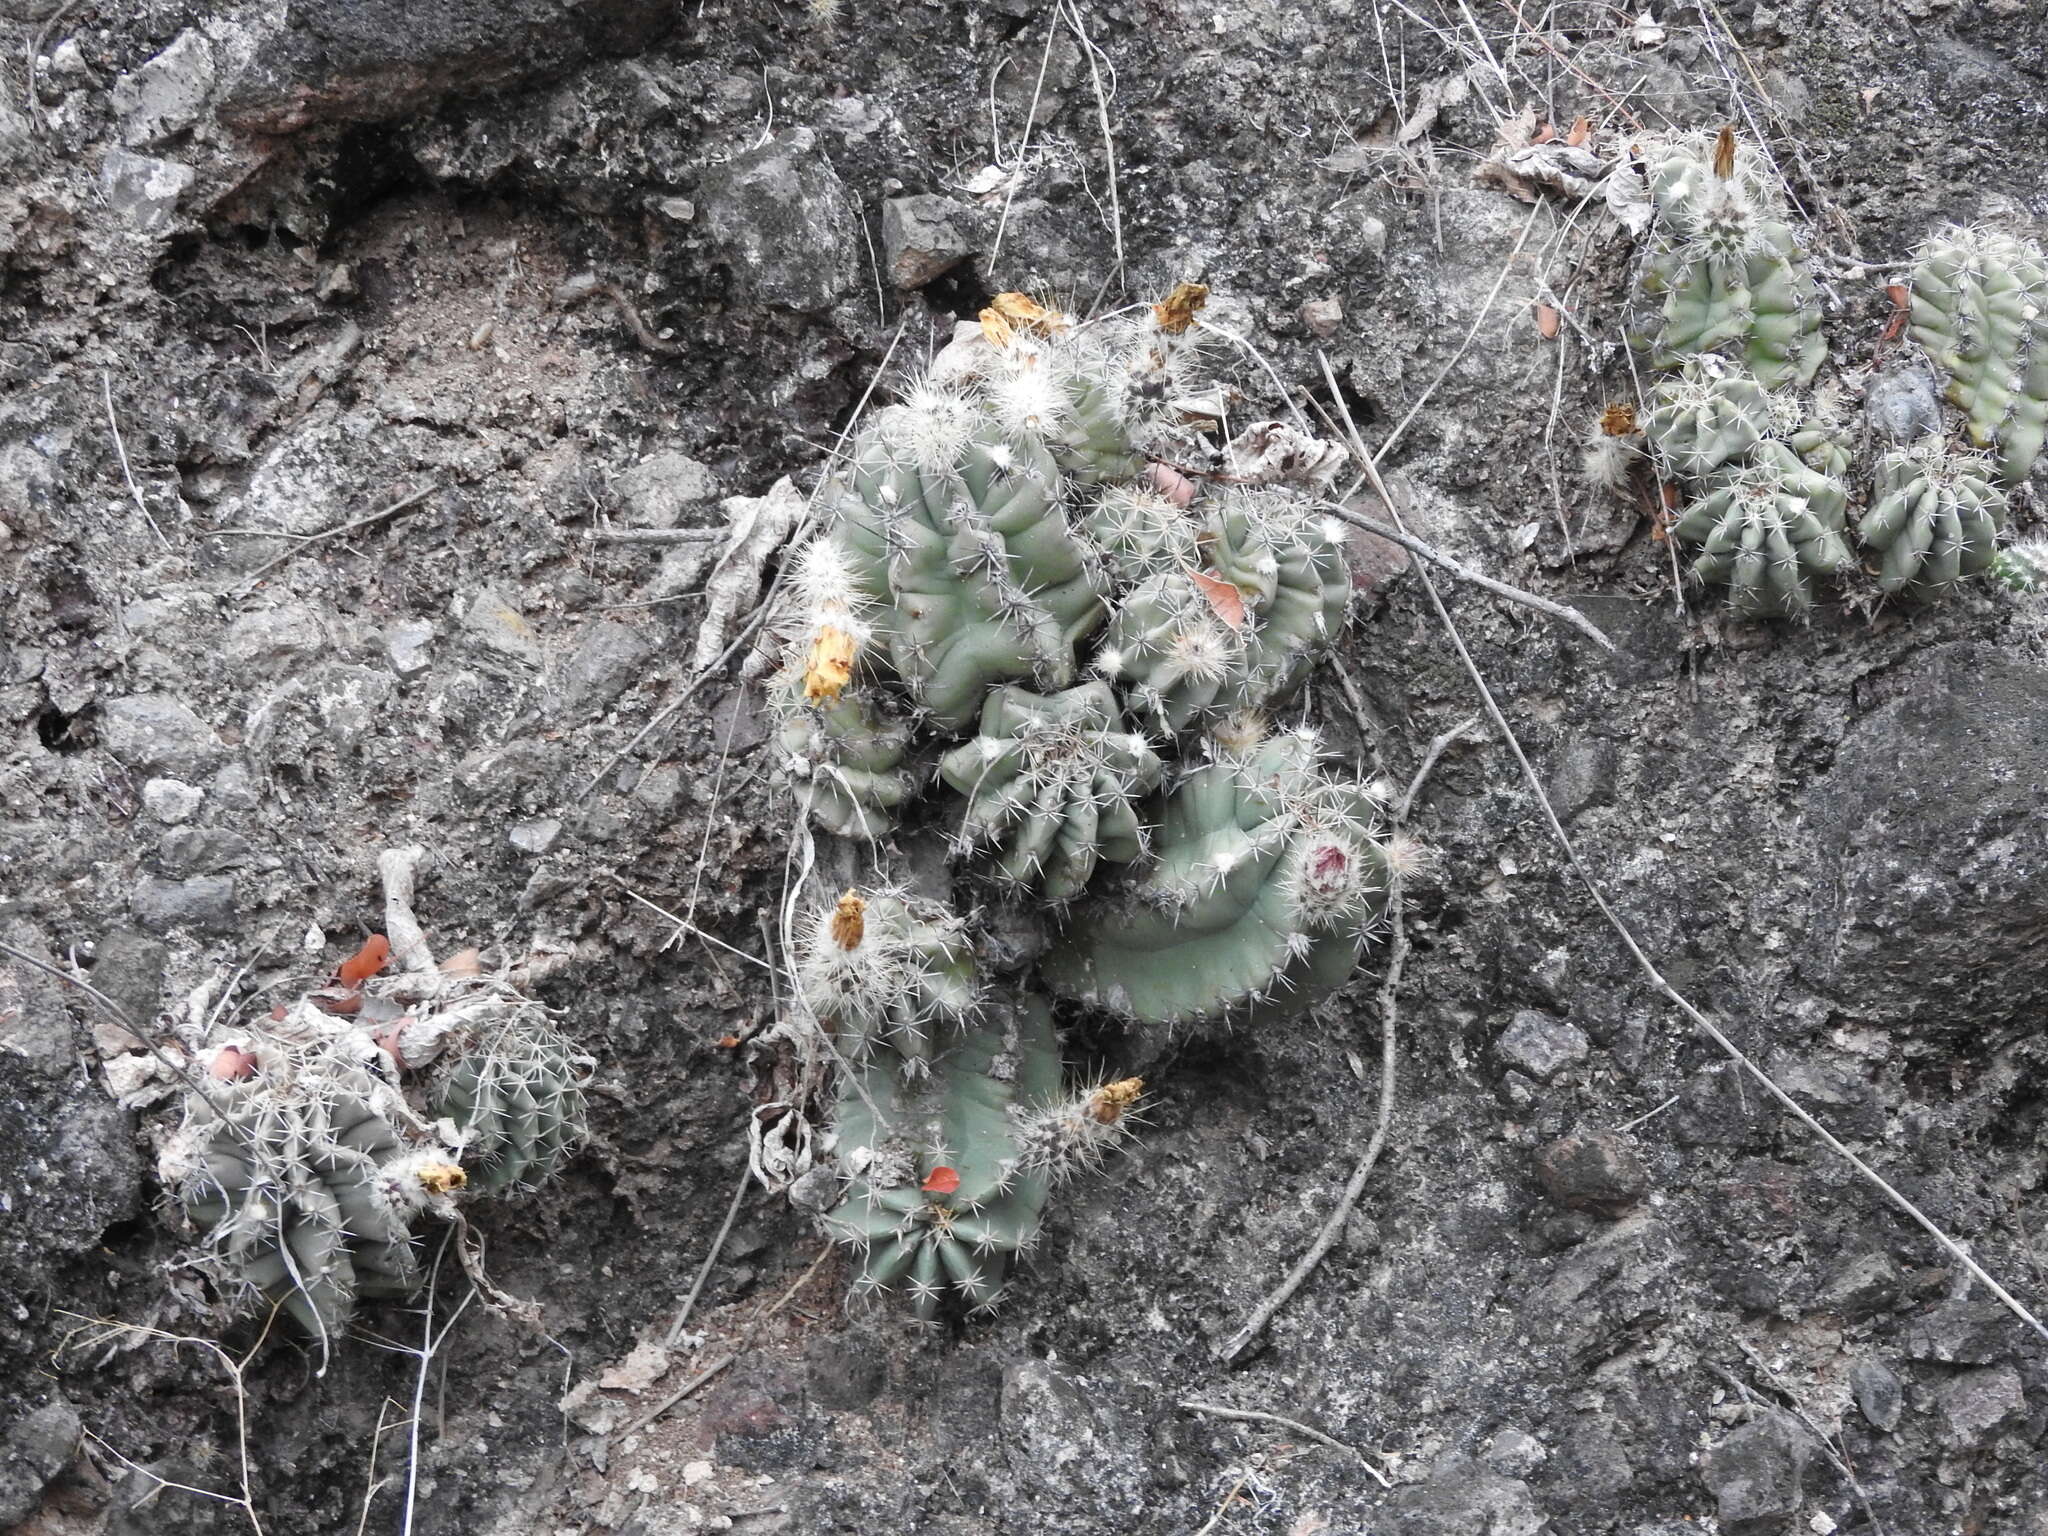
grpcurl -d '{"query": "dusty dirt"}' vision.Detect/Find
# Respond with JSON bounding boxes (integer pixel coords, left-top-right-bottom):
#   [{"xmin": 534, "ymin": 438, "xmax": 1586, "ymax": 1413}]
[{"xmin": 3, "ymin": 2, "xmax": 2048, "ymax": 1533}]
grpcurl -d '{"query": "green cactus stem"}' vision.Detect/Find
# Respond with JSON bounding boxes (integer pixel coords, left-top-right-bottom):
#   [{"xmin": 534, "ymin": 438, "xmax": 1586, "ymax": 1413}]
[
  {"xmin": 1641, "ymin": 133, "xmax": 1825, "ymax": 390},
  {"xmin": 1040, "ymin": 731, "xmax": 1391, "ymax": 1025},
  {"xmin": 937, "ymin": 682, "xmax": 1165, "ymax": 901},
  {"xmin": 1907, "ymin": 226, "xmax": 2048, "ymax": 485},
  {"xmin": 1857, "ymin": 441, "xmax": 2008, "ymax": 601},
  {"xmin": 1671, "ymin": 455, "xmax": 1852, "ymax": 619},
  {"xmin": 822, "ymin": 993, "xmax": 1064, "ymax": 1323},
  {"xmin": 824, "ymin": 416, "xmax": 1109, "ymax": 732},
  {"xmin": 778, "ymin": 687, "xmax": 919, "ymax": 840},
  {"xmin": 1643, "ymin": 361, "xmax": 1775, "ymax": 483},
  {"xmin": 436, "ymin": 1015, "xmax": 589, "ymax": 1195},
  {"xmin": 168, "ymin": 1077, "xmax": 426, "ymax": 1341}
]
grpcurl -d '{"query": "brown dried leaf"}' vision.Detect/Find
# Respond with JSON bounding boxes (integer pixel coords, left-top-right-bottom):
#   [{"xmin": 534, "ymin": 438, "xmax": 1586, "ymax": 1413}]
[
  {"xmin": 1188, "ymin": 569, "xmax": 1248, "ymax": 630},
  {"xmin": 1534, "ymin": 302, "xmax": 1562, "ymax": 339},
  {"xmin": 1152, "ymin": 281, "xmax": 1210, "ymax": 335},
  {"xmin": 1566, "ymin": 116, "xmax": 1592, "ymax": 147},
  {"xmin": 439, "ymin": 947, "xmax": 484, "ymax": 977}
]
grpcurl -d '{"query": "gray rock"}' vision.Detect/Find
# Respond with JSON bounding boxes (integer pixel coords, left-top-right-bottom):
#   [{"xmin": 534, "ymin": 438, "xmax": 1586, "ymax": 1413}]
[
  {"xmin": 0, "ymin": 1399, "xmax": 82, "ymax": 1525},
  {"xmin": 1937, "ymin": 1364, "xmax": 2025, "ymax": 1446},
  {"xmin": 99, "ymin": 148, "xmax": 195, "ymax": 234},
  {"xmin": 89, "ymin": 928, "xmax": 165, "ymax": 1050},
  {"xmin": 100, "ymin": 694, "xmax": 224, "ymax": 778},
  {"xmin": 881, "ymin": 193, "xmax": 982, "ymax": 287},
  {"xmin": 1815, "ymin": 1248, "xmax": 1902, "ymax": 1321},
  {"xmin": 1000, "ymin": 1359, "xmax": 1142, "ymax": 1513},
  {"xmin": 210, "ymin": 761, "xmax": 261, "ymax": 811},
  {"xmin": 0, "ymin": 923, "xmax": 73, "ymax": 1072},
  {"xmin": 385, "ymin": 620, "xmax": 435, "ymax": 679},
  {"xmin": 1497, "ymin": 1010, "xmax": 1590, "ymax": 1082},
  {"xmin": 510, "ymin": 818, "xmax": 562, "ymax": 854},
  {"xmin": 141, "ymin": 777, "xmax": 204, "ymax": 824},
  {"xmin": 697, "ymin": 128, "xmax": 857, "ymax": 312},
  {"xmin": 1802, "ymin": 648, "xmax": 2048, "ymax": 1037},
  {"xmin": 1300, "ymin": 295, "xmax": 1344, "ymax": 338},
  {"xmin": 557, "ymin": 620, "xmax": 651, "ymax": 711},
  {"xmin": 1903, "ymin": 1300, "xmax": 2024, "ymax": 1365},
  {"xmin": 1380, "ymin": 1453, "xmax": 1546, "ymax": 1536},
  {"xmin": 1849, "ymin": 1358, "xmax": 1903, "ymax": 1433},
  {"xmin": 1864, "ymin": 363, "xmax": 1944, "ymax": 443},
  {"xmin": 1482, "ymin": 1427, "xmax": 1548, "ymax": 1478},
  {"xmin": 222, "ymin": 603, "xmax": 333, "ymax": 679},
  {"xmin": 131, "ymin": 875, "xmax": 237, "ymax": 934},
  {"xmin": 112, "ymin": 29, "xmax": 216, "ymax": 147},
  {"xmin": 615, "ymin": 450, "xmax": 720, "ymax": 529},
  {"xmin": 1700, "ymin": 1412, "xmax": 1809, "ymax": 1536},
  {"xmin": 220, "ymin": 0, "xmax": 675, "ymax": 133},
  {"xmin": 631, "ymin": 764, "xmax": 681, "ymax": 814},
  {"xmin": 1534, "ymin": 1131, "xmax": 1648, "ymax": 1219},
  {"xmin": 158, "ymin": 826, "xmax": 255, "ymax": 877},
  {"xmin": 313, "ymin": 664, "xmax": 399, "ymax": 749},
  {"xmin": 460, "ymin": 588, "xmax": 542, "ymax": 665}
]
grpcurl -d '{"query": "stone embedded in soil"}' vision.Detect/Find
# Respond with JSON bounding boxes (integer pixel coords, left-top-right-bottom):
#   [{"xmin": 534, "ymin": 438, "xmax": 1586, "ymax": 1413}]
[
  {"xmin": 384, "ymin": 620, "xmax": 435, "ymax": 679},
  {"xmin": 1534, "ymin": 1131, "xmax": 1647, "ymax": 1219},
  {"xmin": 157, "ymin": 826, "xmax": 254, "ymax": 878},
  {"xmin": 112, "ymin": 30, "xmax": 216, "ymax": 148},
  {"xmin": 1902, "ymin": 1299, "xmax": 2026, "ymax": 1365},
  {"xmin": 98, "ymin": 148, "xmax": 194, "ymax": 234},
  {"xmin": 130, "ymin": 874, "xmax": 237, "ymax": 934},
  {"xmin": 1936, "ymin": 1364, "xmax": 2025, "ymax": 1447},
  {"xmin": 1699, "ymin": 1412, "xmax": 1811, "ymax": 1536},
  {"xmin": 1850, "ymin": 1358, "xmax": 1904, "ymax": 1433},
  {"xmin": 616, "ymin": 451, "xmax": 721, "ymax": 529},
  {"xmin": 510, "ymin": 818, "xmax": 562, "ymax": 855},
  {"xmin": 100, "ymin": 694, "xmax": 225, "ymax": 778},
  {"xmin": 0, "ymin": 1399, "xmax": 81, "ymax": 1525},
  {"xmin": 1380, "ymin": 1454, "xmax": 1544, "ymax": 1536},
  {"xmin": 557, "ymin": 620, "xmax": 652, "ymax": 712},
  {"xmin": 140, "ymin": 777, "xmax": 204, "ymax": 824},
  {"xmin": 882, "ymin": 193, "xmax": 983, "ymax": 288},
  {"xmin": 1496, "ymin": 1009, "xmax": 1590, "ymax": 1082},
  {"xmin": 696, "ymin": 128, "xmax": 857, "ymax": 313},
  {"xmin": 1300, "ymin": 295, "xmax": 1344, "ymax": 338},
  {"xmin": 460, "ymin": 587, "xmax": 542, "ymax": 665}
]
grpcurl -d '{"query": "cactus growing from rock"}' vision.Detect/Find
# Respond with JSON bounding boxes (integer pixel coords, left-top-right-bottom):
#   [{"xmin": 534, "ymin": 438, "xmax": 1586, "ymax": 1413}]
[
  {"xmin": 1906, "ymin": 226, "xmax": 2048, "ymax": 486},
  {"xmin": 1643, "ymin": 360, "xmax": 1776, "ymax": 482},
  {"xmin": 768, "ymin": 290, "xmax": 1390, "ymax": 1323},
  {"xmin": 1040, "ymin": 730, "xmax": 1392, "ymax": 1025},
  {"xmin": 1858, "ymin": 440, "xmax": 2008, "ymax": 601},
  {"xmin": 822, "ymin": 993, "xmax": 1065, "ymax": 1322},
  {"xmin": 1670, "ymin": 449, "xmax": 1853, "ymax": 619},
  {"xmin": 162, "ymin": 1049, "xmax": 435, "ymax": 1342}
]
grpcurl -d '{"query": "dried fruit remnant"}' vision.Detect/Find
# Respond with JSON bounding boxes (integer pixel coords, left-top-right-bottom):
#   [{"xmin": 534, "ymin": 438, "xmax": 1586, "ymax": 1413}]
[{"xmin": 830, "ymin": 891, "xmax": 866, "ymax": 951}]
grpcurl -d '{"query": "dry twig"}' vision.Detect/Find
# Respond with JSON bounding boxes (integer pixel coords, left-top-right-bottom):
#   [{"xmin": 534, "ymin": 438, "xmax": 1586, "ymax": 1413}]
[{"xmin": 1180, "ymin": 1400, "xmax": 1392, "ymax": 1489}]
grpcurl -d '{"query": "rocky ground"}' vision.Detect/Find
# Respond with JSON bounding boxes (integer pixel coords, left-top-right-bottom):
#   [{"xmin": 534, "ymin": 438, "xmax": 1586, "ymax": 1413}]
[{"xmin": 4, "ymin": 1, "xmax": 2048, "ymax": 1533}]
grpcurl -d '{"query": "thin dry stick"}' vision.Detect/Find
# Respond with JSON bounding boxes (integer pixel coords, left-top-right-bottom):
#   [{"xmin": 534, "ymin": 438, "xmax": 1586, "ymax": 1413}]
[
  {"xmin": 665, "ymin": 1159, "xmax": 755, "ymax": 1347},
  {"xmin": 402, "ymin": 1239, "xmax": 477, "ymax": 1536},
  {"xmin": 1321, "ymin": 365, "xmax": 2048, "ymax": 1349},
  {"xmin": 22, "ymin": 0, "xmax": 82, "ymax": 130},
  {"xmin": 619, "ymin": 885, "xmax": 774, "ymax": 972},
  {"xmin": 233, "ymin": 486, "xmax": 438, "ymax": 590},
  {"xmin": 1061, "ymin": 0, "xmax": 1124, "ymax": 282},
  {"xmin": 1219, "ymin": 714, "xmax": 1475, "ymax": 1365},
  {"xmin": 624, "ymin": 1244, "xmax": 835, "ymax": 1440},
  {"xmin": 1178, "ymin": 1401, "xmax": 1393, "ymax": 1489},
  {"xmin": 103, "ymin": 373, "xmax": 170, "ymax": 548},
  {"xmin": 1320, "ymin": 501, "xmax": 1616, "ymax": 652},
  {"xmin": 59, "ymin": 1312, "xmax": 274, "ymax": 1536},
  {"xmin": 1191, "ymin": 1467, "xmax": 1253, "ymax": 1536},
  {"xmin": 991, "ymin": 10, "xmax": 1060, "ymax": 263}
]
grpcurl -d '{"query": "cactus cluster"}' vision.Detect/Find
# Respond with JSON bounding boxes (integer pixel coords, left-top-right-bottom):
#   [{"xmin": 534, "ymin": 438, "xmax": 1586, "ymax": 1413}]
[
  {"xmin": 159, "ymin": 965, "xmax": 590, "ymax": 1337},
  {"xmin": 772, "ymin": 289, "xmax": 1397, "ymax": 1322},
  {"xmin": 1633, "ymin": 135, "xmax": 2027, "ymax": 613}
]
